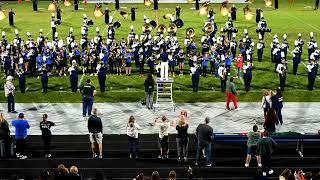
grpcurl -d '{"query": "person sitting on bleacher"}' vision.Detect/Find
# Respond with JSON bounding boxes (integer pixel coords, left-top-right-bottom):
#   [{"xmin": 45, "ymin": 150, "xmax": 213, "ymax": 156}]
[
  {"xmin": 69, "ymin": 166, "xmax": 82, "ymax": 180},
  {"xmin": 54, "ymin": 164, "xmax": 69, "ymax": 180}
]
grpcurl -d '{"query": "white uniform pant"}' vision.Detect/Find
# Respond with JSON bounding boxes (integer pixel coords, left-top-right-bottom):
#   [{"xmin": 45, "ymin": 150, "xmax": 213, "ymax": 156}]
[{"xmin": 160, "ymin": 61, "xmax": 169, "ymax": 80}]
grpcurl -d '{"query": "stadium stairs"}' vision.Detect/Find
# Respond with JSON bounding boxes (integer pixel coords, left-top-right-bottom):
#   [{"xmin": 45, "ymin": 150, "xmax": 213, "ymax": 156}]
[{"xmin": 0, "ymin": 134, "xmax": 319, "ymax": 180}]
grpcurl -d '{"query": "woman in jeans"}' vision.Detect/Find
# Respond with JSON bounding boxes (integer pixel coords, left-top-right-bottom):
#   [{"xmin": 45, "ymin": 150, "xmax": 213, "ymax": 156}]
[
  {"xmin": 176, "ymin": 114, "xmax": 189, "ymax": 162},
  {"xmin": 126, "ymin": 116, "xmax": 141, "ymax": 158},
  {"xmin": 245, "ymin": 124, "xmax": 261, "ymax": 167},
  {"xmin": 144, "ymin": 74, "xmax": 155, "ymax": 109}
]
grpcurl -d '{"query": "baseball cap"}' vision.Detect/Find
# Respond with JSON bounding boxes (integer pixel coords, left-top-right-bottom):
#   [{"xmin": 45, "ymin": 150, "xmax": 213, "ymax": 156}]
[{"xmin": 18, "ymin": 113, "xmax": 24, "ymax": 118}]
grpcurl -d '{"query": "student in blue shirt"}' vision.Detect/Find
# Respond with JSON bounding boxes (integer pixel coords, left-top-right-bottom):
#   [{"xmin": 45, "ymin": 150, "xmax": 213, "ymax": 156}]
[
  {"xmin": 12, "ymin": 113, "xmax": 30, "ymax": 159},
  {"xmin": 124, "ymin": 49, "xmax": 132, "ymax": 76},
  {"xmin": 202, "ymin": 53, "xmax": 209, "ymax": 77},
  {"xmin": 41, "ymin": 66, "xmax": 49, "ymax": 93}
]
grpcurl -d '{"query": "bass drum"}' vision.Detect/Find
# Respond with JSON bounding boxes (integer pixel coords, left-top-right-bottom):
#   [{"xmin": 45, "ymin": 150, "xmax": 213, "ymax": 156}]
[{"xmin": 174, "ymin": 19, "xmax": 184, "ymax": 28}]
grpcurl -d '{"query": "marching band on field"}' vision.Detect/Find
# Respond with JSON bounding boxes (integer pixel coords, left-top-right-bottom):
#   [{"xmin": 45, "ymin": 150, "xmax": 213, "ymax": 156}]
[{"xmin": 0, "ymin": 8, "xmax": 319, "ymax": 94}]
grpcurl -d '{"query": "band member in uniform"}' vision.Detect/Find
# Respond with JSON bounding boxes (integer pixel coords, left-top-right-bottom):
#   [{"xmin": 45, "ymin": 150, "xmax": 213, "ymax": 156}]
[
  {"xmin": 275, "ymin": 0, "xmax": 279, "ymax": 9},
  {"xmin": 177, "ymin": 49, "xmax": 185, "ymax": 75},
  {"xmin": 159, "ymin": 48, "xmax": 169, "ymax": 80},
  {"xmin": 243, "ymin": 62, "xmax": 253, "ymax": 92},
  {"xmin": 281, "ymin": 34, "xmax": 289, "ymax": 60},
  {"xmin": 257, "ymin": 33, "xmax": 265, "ymax": 62},
  {"xmin": 191, "ymin": 64, "xmax": 200, "ymax": 92},
  {"xmin": 68, "ymin": 60, "xmax": 79, "ymax": 92},
  {"xmin": 307, "ymin": 60, "xmax": 317, "ymax": 90},
  {"xmin": 8, "ymin": 9, "xmax": 15, "ymax": 26},
  {"xmin": 74, "ymin": 0, "xmax": 79, "ymax": 10},
  {"xmin": 218, "ymin": 63, "xmax": 227, "ymax": 91},
  {"xmin": 176, "ymin": 6, "xmax": 181, "ymax": 19},
  {"xmin": 208, "ymin": 8, "xmax": 215, "ymax": 19},
  {"xmin": 295, "ymin": 33, "xmax": 304, "ymax": 59},
  {"xmin": 51, "ymin": 14, "xmax": 57, "ymax": 41},
  {"xmin": 230, "ymin": 33, "xmax": 237, "ymax": 58},
  {"xmin": 256, "ymin": 9, "xmax": 262, "ymax": 24},
  {"xmin": 56, "ymin": 7, "xmax": 61, "ymax": 21},
  {"xmin": 17, "ymin": 68, "xmax": 26, "ymax": 93},
  {"xmin": 105, "ymin": 8, "xmax": 109, "ymax": 24},
  {"xmin": 307, "ymin": 32, "xmax": 317, "ymax": 61},
  {"xmin": 276, "ymin": 59, "xmax": 287, "ymax": 91},
  {"xmin": 32, "ymin": 0, "xmax": 38, "ymax": 11},
  {"xmin": 131, "ymin": 8, "xmax": 136, "ymax": 21},
  {"xmin": 231, "ymin": 4, "xmax": 237, "ymax": 21},
  {"xmin": 97, "ymin": 62, "xmax": 107, "ymax": 92},
  {"xmin": 292, "ymin": 46, "xmax": 301, "ymax": 75},
  {"xmin": 41, "ymin": 65, "xmax": 49, "ymax": 93}
]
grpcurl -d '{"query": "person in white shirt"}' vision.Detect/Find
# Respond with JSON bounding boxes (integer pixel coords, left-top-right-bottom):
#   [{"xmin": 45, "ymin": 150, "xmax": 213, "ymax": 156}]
[
  {"xmin": 261, "ymin": 90, "xmax": 272, "ymax": 116},
  {"xmin": 50, "ymin": 15, "xmax": 56, "ymax": 41},
  {"xmin": 154, "ymin": 115, "xmax": 173, "ymax": 159},
  {"xmin": 126, "ymin": 116, "xmax": 141, "ymax": 158},
  {"xmin": 4, "ymin": 76, "xmax": 17, "ymax": 113},
  {"xmin": 218, "ymin": 63, "xmax": 227, "ymax": 91}
]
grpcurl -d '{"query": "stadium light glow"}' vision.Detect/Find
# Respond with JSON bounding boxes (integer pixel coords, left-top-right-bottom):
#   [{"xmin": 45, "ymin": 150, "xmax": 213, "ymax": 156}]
[
  {"xmin": 64, "ymin": 0, "xmax": 72, "ymax": 7},
  {"xmin": 48, "ymin": 2, "xmax": 57, "ymax": 12}
]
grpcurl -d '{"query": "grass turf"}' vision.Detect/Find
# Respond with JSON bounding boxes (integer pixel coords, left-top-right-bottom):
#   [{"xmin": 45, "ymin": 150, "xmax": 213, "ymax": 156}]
[{"xmin": 0, "ymin": 0, "xmax": 320, "ymax": 103}]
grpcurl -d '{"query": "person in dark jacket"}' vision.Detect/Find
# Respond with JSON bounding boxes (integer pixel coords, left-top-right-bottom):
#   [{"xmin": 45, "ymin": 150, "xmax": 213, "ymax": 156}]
[
  {"xmin": 0, "ymin": 113, "xmax": 11, "ymax": 157},
  {"xmin": 144, "ymin": 74, "xmax": 155, "ymax": 109},
  {"xmin": 88, "ymin": 108, "xmax": 103, "ymax": 158},
  {"xmin": 257, "ymin": 130, "xmax": 278, "ymax": 177},
  {"xmin": 8, "ymin": 9, "xmax": 15, "ymax": 26},
  {"xmin": 54, "ymin": 164, "xmax": 69, "ymax": 180},
  {"xmin": 264, "ymin": 108, "xmax": 278, "ymax": 133},
  {"xmin": 195, "ymin": 117, "xmax": 214, "ymax": 166},
  {"xmin": 176, "ymin": 114, "xmax": 189, "ymax": 162},
  {"xmin": 97, "ymin": 62, "xmax": 107, "ymax": 93},
  {"xmin": 40, "ymin": 114, "xmax": 55, "ymax": 158},
  {"xmin": 271, "ymin": 89, "xmax": 283, "ymax": 125}
]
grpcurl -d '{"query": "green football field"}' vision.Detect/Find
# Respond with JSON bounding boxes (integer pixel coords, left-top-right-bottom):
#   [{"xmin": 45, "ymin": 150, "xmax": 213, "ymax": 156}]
[{"xmin": 0, "ymin": 0, "xmax": 320, "ymax": 103}]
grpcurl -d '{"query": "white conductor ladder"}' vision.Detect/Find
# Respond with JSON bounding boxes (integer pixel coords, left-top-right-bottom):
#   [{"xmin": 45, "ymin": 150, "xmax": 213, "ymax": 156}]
[{"xmin": 154, "ymin": 78, "xmax": 174, "ymax": 112}]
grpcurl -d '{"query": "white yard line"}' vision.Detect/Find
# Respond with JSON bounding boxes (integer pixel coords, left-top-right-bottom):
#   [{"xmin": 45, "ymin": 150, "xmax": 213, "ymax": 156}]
[{"xmin": 285, "ymin": 13, "xmax": 320, "ymax": 32}]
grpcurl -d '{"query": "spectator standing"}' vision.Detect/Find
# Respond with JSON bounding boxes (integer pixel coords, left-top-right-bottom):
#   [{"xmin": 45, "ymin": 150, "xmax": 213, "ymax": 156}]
[
  {"xmin": 261, "ymin": 90, "xmax": 272, "ymax": 117},
  {"xmin": 195, "ymin": 117, "xmax": 214, "ymax": 166},
  {"xmin": 144, "ymin": 74, "xmax": 155, "ymax": 109},
  {"xmin": 0, "ymin": 113, "xmax": 11, "ymax": 158},
  {"xmin": 245, "ymin": 125, "xmax": 261, "ymax": 167},
  {"xmin": 225, "ymin": 77, "xmax": 238, "ymax": 111},
  {"xmin": 257, "ymin": 130, "xmax": 278, "ymax": 177},
  {"xmin": 154, "ymin": 116, "xmax": 172, "ymax": 159},
  {"xmin": 40, "ymin": 114, "xmax": 55, "ymax": 158},
  {"xmin": 264, "ymin": 108, "xmax": 279, "ymax": 133},
  {"xmin": 4, "ymin": 76, "xmax": 17, "ymax": 113},
  {"xmin": 88, "ymin": 108, "xmax": 103, "ymax": 159},
  {"xmin": 12, "ymin": 113, "xmax": 30, "ymax": 159},
  {"xmin": 80, "ymin": 79, "xmax": 96, "ymax": 117},
  {"xmin": 126, "ymin": 116, "xmax": 141, "ymax": 158},
  {"xmin": 271, "ymin": 88, "xmax": 284, "ymax": 125},
  {"xmin": 176, "ymin": 115, "xmax": 189, "ymax": 162}
]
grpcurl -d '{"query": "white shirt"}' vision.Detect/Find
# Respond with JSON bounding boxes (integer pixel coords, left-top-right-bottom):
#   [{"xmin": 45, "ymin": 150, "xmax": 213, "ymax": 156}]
[
  {"xmin": 51, "ymin": 20, "xmax": 56, "ymax": 28},
  {"xmin": 155, "ymin": 121, "xmax": 170, "ymax": 138},
  {"xmin": 218, "ymin": 66, "xmax": 226, "ymax": 78},
  {"xmin": 307, "ymin": 63, "xmax": 314, "ymax": 72},
  {"xmin": 261, "ymin": 95, "xmax": 272, "ymax": 108},
  {"xmin": 126, "ymin": 123, "xmax": 141, "ymax": 138}
]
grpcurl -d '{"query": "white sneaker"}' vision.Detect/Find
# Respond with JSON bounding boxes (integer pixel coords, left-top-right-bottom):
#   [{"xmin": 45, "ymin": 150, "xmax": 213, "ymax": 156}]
[
  {"xmin": 268, "ymin": 169, "xmax": 274, "ymax": 175},
  {"xmin": 263, "ymin": 172, "xmax": 266, "ymax": 176},
  {"xmin": 258, "ymin": 163, "xmax": 262, "ymax": 167},
  {"xmin": 46, "ymin": 154, "xmax": 51, "ymax": 158},
  {"xmin": 19, "ymin": 155, "xmax": 27, "ymax": 160},
  {"xmin": 245, "ymin": 163, "xmax": 249, "ymax": 167}
]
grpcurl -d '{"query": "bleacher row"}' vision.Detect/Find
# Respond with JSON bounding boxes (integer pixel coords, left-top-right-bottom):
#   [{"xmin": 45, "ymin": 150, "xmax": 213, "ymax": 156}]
[{"xmin": 0, "ymin": 134, "xmax": 319, "ymax": 179}]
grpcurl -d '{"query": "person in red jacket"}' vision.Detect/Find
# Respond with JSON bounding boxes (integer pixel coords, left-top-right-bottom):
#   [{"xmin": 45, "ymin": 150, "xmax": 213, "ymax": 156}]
[{"xmin": 235, "ymin": 54, "xmax": 243, "ymax": 77}]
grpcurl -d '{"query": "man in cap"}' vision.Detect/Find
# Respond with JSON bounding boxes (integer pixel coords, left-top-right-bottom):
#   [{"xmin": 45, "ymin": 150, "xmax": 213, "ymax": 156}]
[
  {"xmin": 4, "ymin": 76, "xmax": 17, "ymax": 113},
  {"xmin": 12, "ymin": 113, "xmax": 30, "ymax": 159}
]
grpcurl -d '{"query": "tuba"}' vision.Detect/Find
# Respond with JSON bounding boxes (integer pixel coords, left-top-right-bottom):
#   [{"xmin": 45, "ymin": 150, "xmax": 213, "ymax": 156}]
[
  {"xmin": 203, "ymin": 23, "xmax": 214, "ymax": 34},
  {"xmin": 143, "ymin": 23, "xmax": 152, "ymax": 33},
  {"xmin": 157, "ymin": 24, "xmax": 167, "ymax": 34},
  {"xmin": 167, "ymin": 23, "xmax": 177, "ymax": 34},
  {"xmin": 186, "ymin": 28, "xmax": 195, "ymax": 38}
]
